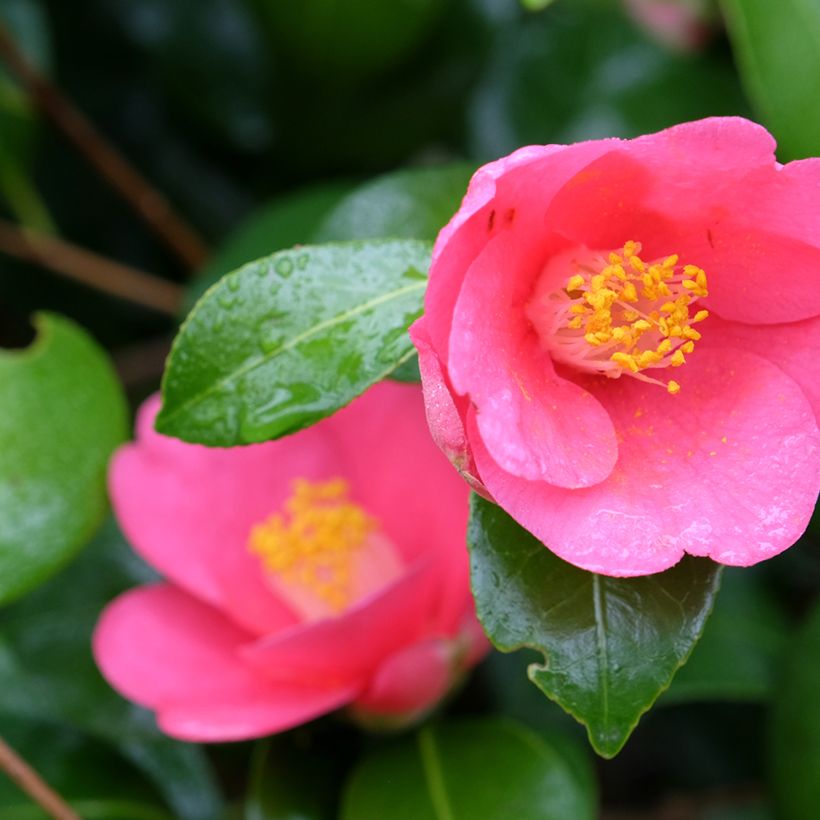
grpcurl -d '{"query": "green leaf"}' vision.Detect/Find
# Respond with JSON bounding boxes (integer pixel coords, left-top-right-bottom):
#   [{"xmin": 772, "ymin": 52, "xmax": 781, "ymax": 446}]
[
  {"xmin": 314, "ymin": 163, "xmax": 473, "ymax": 244},
  {"xmin": 520, "ymin": 0, "xmax": 558, "ymax": 10},
  {"xmin": 187, "ymin": 181, "xmax": 355, "ymax": 308},
  {"xmin": 341, "ymin": 718, "xmax": 596, "ymax": 820},
  {"xmin": 245, "ymin": 734, "xmax": 346, "ymax": 820},
  {"xmin": 663, "ymin": 567, "xmax": 789, "ymax": 704},
  {"xmin": 0, "ymin": 518, "xmax": 225, "ymax": 820},
  {"xmin": 722, "ymin": 0, "xmax": 820, "ymax": 159},
  {"xmin": 0, "ymin": 313, "xmax": 127, "ymax": 603},
  {"xmin": 770, "ymin": 597, "xmax": 820, "ymax": 819},
  {"xmin": 467, "ymin": 495, "xmax": 722, "ymax": 758},
  {"xmin": 158, "ymin": 240, "xmax": 431, "ymax": 445}
]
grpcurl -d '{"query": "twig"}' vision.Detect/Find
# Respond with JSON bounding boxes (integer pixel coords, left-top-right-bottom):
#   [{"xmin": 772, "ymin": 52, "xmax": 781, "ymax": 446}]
[
  {"xmin": 0, "ymin": 219, "xmax": 183, "ymax": 315},
  {"xmin": 0, "ymin": 23, "xmax": 209, "ymax": 270},
  {"xmin": 0, "ymin": 735, "xmax": 81, "ymax": 820}
]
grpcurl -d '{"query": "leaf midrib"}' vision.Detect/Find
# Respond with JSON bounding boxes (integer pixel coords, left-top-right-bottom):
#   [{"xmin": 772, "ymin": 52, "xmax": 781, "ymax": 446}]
[
  {"xmin": 160, "ymin": 278, "xmax": 425, "ymax": 426},
  {"xmin": 418, "ymin": 727, "xmax": 455, "ymax": 820}
]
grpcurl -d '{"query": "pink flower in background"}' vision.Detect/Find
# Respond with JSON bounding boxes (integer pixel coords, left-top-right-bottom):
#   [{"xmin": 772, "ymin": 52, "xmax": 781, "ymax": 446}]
[
  {"xmin": 624, "ymin": 0, "xmax": 717, "ymax": 51},
  {"xmin": 93, "ymin": 382, "xmax": 486, "ymax": 742},
  {"xmin": 411, "ymin": 117, "xmax": 820, "ymax": 577}
]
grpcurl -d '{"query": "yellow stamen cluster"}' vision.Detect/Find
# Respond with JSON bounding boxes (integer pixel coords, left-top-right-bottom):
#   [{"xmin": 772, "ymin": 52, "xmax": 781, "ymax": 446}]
[
  {"xmin": 561, "ymin": 241, "xmax": 709, "ymax": 393},
  {"xmin": 248, "ymin": 478, "xmax": 376, "ymax": 612}
]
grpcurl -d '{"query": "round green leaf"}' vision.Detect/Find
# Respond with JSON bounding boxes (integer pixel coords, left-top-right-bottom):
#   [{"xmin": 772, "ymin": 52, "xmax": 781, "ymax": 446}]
[
  {"xmin": 0, "ymin": 313, "xmax": 127, "ymax": 603},
  {"xmin": 341, "ymin": 718, "xmax": 596, "ymax": 820},
  {"xmin": 771, "ymin": 597, "xmax": 820, "ymax": 819},
  {"xmin": 467, "ymin": 495, "xmax": 722, "ymax": 758},
  {"xmin": 158, "ymin": 240, "xmax": 431, "ymax": 445},
  {"xmin": 722, "ymin": 0, "xmax": 820, "ymax": 160}
]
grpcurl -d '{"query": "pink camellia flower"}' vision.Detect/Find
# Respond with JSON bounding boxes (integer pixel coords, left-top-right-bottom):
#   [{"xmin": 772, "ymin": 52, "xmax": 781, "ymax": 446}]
[
  {"xmin": 410, "ymin": 117, "xmax": 820, "ymax": 578},
  {"xmin": 93, "ymin": 382, "xmax": 486, "ymax": 742}
]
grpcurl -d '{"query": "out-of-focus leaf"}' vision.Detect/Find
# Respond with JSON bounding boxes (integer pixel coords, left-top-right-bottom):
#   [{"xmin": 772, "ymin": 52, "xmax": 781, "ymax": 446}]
[
  {"xmin": 158, "ymin": 240, "xmax": 430, "ymax": 445},
  {"xmin": 467, "ymin": 496, "xmax": 722, "ymax": 758},
  {"xmin": 721, "ymin": 0, "xmax": 820, "ymax": 159},
  {"xmin": 0, "ymin": 714, "xmax": 170, "ymax": 818},
  {"xmin": 251, "ymin": 0, "xmax": 445, "ymax": 84},
  {"xmin": 245, "ymin": 734, "xmax": 346, "ymax": 820},
  {"xmin": 520, "ymin": 0, "xmax": 558, "ymax": 10},
  {"xmin": 663, "ymin": 568, "xmax": 789, "ymax": 704},
  {"xmin": 0, "ymin": 519, "xmax": 225, "ymax": 820},
  {"xmin": 0, "ymin": 313, "xmax": 127, "ymax": 603},
  {"xmin": 469, "ymin": 1, "xmax": 747, "ymax": 158},
  {"xmin": 771, "ymin": 597, "xmax": 820, "ymax": 819},
  {"xmin": 109, "ymin": 0, "xmax": 274, "ymax": 153},
  {"xmin": 341, "ymin": 717, "xmax": 596, "ymax": 820},
  {"xmin": 314, "ymin": 163, "xmax": 473, "ymax": 243}
]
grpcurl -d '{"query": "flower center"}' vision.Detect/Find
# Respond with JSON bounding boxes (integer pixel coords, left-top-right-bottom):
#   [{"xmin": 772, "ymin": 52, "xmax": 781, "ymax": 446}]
[
  {"xmin": 527, "ymin": 240, "xmax": 709, "ymax": 394},
  {"xmin": 248, "ymin": 478, "xmax": 403, "ymax": 621}
]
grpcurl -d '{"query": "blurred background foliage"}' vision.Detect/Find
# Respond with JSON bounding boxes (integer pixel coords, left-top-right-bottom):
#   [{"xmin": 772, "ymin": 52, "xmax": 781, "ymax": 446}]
[{"xmin": 0, "ymin": 0, "xmax": 818, "ymax": 817}]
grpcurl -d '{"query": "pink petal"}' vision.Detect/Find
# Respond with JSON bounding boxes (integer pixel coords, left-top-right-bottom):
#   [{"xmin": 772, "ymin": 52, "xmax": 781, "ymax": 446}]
[
  {"xmin": 424, "ymin": 141, "xmax": 617, "ymax": 360},
  {"xmin": 538, "ymin": 118, "xmax": 820, "ymax": 324},
  {"xmin": 111, "ymin": 397, "xmax": 346, "ymax": 635},
  {"xmin": 241, "ymin": 560, "xmax": 441, "ymax": 685},
  {"xmin": 472, "ymin": 348, "xmax": 820, "ymax": 575},
  {"xmin": 448, "ymin": 228, "xmax": 618, "ymax": 489},
  {"xmin": 93, "ymin": 585, "xmax": 358, "ymax": 742},
  {"xmin": 353, "ymin": 638, "xmax": 454, "ymax": 716},
  {"xmin": 701, "ymin": 313, "xmax": 820, "ymax": 423},
  {"xmin": 320, "ymin": 381, "xmax": 471, "ymax": 569}
]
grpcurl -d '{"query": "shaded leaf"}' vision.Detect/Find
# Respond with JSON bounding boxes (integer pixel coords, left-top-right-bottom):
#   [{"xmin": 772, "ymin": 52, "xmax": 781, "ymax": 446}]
[
  {"xmin": 341, "ymin": 717, "xmax": 595, "ymax": 820},
  {"xmin": 722, "ymin": 0, "xmax": 820, "ymax": 159},
  {"xmin": 158, "ymin": 240, "xmax": 431, "ymax": 445},
  {"xmin": 0, "ymin": 313, "xmax": 127, "ymax": 603},
  {"xmin": 771, "ymin": 597, "xmax": 820, "ymax": 819},
  {"xmin": 467, "ymin": 495, "xmax": 722, "ymax": 757}
]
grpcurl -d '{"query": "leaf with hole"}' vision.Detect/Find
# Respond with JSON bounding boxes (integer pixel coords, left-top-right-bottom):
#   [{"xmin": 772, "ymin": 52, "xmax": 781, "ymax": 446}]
[{"xmin": 0, "ymin": 313, "xmax": 127, "ymax": 603}]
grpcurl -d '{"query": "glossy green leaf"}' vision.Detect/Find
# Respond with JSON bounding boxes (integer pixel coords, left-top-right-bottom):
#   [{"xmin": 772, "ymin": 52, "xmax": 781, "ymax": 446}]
[
  {"xmin": 771, "ymin": 597, "xmax": 820, "ymax": 819},
  {"xmin": 467, "ymin": 495, "xmax": 722, "ymax": 758},
  {"xmin": 314, "ymin": 163, "xmax": 473, "ymax": 244},
  {"xmin": 469, "ymin": 2, "xmax": 747, "ymax": 159},
  {"xmin": 722, "ymin": 0, "xmax": 820, "ymax": 159},
  {"xmin": 341, "ymin": 718, "xmax": 596, "ymax": 820},
  {"xmin": 663, "ymin": 568, "xmax": 789, "ymax": 704},
  {"xmin": 0, "ymin": 518, "xmax": 225, "ymax": 820},
  {"xmin": 187, "ymin": 181, "xmax": 355, "ymax": 308},
  {"xmin": 0, "ymin": 313, "xmax": 127, "ymax": 603},
  {"xmin": 157, "ymin": 240, "xmax": 431, "ymax": 445}
]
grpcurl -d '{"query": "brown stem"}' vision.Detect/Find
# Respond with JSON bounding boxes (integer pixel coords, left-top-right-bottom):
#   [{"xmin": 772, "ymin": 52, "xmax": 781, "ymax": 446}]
[
  {"xmin": 0, "ymin": 23, "xmax": 209, "ymax": 270},
  {"xmin": 0, "ymin": 219, "xmax": 183, "ymax": 315},
  {"xmin": 0, "ymin": 736, "xmax": 81, "ymax": 820}
]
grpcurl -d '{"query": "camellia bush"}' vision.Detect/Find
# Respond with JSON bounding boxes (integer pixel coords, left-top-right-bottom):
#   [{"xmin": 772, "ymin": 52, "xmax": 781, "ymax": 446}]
[{"xmin": 0, "ymin": 1, "xmax": 818, "ymax": 819}]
